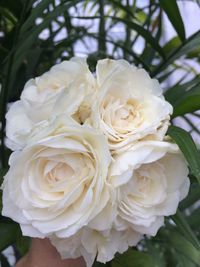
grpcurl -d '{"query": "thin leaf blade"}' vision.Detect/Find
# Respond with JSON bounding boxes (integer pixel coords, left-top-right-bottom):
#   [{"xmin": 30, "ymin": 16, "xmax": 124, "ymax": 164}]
[
  {"xmin": 159, "ymin": 0, "xmax": 185, "ymax": 41},
  {"xmin": 167, "ymin": 125, "xmax": 200, "ymax": 184}
]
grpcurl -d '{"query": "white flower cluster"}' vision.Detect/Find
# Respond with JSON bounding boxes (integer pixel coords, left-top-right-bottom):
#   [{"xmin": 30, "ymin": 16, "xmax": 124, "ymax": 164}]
[{"xmin": 2, "ymin": 58, "xmax": 190, "ymax": 267}]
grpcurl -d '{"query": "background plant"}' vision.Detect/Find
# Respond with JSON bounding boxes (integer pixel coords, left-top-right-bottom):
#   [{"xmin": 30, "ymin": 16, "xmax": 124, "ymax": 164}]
[{"xmin": 0, "ymin": 0, "xmax": 200, "ymax": 266}]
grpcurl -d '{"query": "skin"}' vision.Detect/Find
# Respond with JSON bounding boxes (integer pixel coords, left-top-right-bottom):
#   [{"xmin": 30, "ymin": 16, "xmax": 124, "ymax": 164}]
[{"xmin": 16, "ymin": 238, "xmax": 86, "ymax": 267}]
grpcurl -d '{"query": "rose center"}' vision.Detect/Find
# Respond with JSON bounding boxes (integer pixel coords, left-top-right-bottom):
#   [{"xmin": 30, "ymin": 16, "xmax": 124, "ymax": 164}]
[
  {"xmin": 102, "ymin": 97, "xmax": 144, "ymax": 133},
  {"xmin": 47, "ymin": 162, "xmax": 74, "ymax": 184},
  {"xmin": 135, "ymin": 171, "xmax": 150, "ymax": 195},
  {"xmin": 126, "ymin": 163, "xmax": 167, "ymax": 206}
]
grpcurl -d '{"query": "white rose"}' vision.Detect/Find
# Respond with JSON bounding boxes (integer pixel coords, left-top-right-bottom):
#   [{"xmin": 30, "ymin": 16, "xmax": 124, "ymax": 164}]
[
  {"xmin": 110, "ymin": 141, "xmax": 190, "ymax": 236},
  {"xmin": 6, "ymin": 57, "xmax": 95, "ymax": 150},
  {"xmin": 89, "ymin": 59, "xmax": 173, "ymax": 153},
  {"xmin": 50, "ymin": 227, "xmax": 142, "ymax": 267},
  {"xmin": 2, "ymin": 115, "xmax": 111, "ymax": 238}
]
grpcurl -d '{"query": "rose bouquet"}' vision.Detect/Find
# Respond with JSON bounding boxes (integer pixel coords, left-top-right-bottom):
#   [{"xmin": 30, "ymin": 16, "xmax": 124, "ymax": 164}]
[{"xmin": 2, "ymin": 58, "xmax": 190, "ymax": 266}]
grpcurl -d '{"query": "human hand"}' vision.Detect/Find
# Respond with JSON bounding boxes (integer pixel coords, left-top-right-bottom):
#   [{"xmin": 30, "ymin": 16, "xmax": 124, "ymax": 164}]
[{"xmin": 16, "ymin": 238, "xmax": 86, "ymax": 267}]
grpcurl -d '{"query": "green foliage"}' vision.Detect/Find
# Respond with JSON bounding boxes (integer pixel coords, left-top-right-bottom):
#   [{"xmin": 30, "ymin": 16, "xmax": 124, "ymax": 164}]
[
  {"xmin": 159, "ymin": 0, "xmax": 185, "ymax": 41},
  {"xmin": 0, "ymin": 0, "xmax": 200, "ymax": 266},
  {"xmin": 165, "ymin": 76, "xmax": 200, "ymax": 117},
  {"xmin": 0, "ymin": 223, "xmax": 20, "ymax": 251},
  {"xmin": 163, "ymin": 230, "xmax": 200, "ymax": 265},
  {"xmin": 168, "ymin": 125, "xmax": 200, "ymax": 183},
  {"xmin": 113, "ymin": 250, "xmax": 160, "ymax": 267},
  {"xmin": 0, "ymin": 253, "xmax": 11, "ymax": 267},
  {"xmin": 171, "ymin": 210, "xmax": 200, "ymax": 249}
]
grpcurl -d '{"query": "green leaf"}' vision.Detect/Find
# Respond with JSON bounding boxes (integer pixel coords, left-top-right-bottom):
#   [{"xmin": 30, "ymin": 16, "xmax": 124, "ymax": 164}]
[
  {"xmin": 165, "ymin": 76, "xmax": 200, "ymax": 118},
  {"xmin": 93, "ymin": 262, "xmax": 108, "ymax": 266},
  {"xmin": 86, "ymin": 33, "xmax": 151, "ymax": 71},
  {"xmin": 173, "ymin": 79, "xmax": 200, "ymax": 117},
  {"xmin": 163, "ymin": 230, "xmax": 200, "ymax": 265},
  {"xmin": 172, "ymin": 94, "xmax": 200, "ymax": 117},
  {"xmin": 158, "ymin": 69, "xmax": 176, "ymax": 83},
  {"xmin": 113, "ymin": 250, "xmax": 156, "ymax": 267},
  {"xmin": 0, "ymin": 223, "xmax": 20, "ymax": 251},
  {"xmin": 189, "ymin": 208, "xmax": 200, "ymax": 230},
  {"xmin": 172, "ymin": 210, "xmax": 200, "ymax": 249},
  {"xmin": 15, "ymin": 235, "xmax": 31, "ymax": 256},
  {"xmin": 19, "ymin": 0, "xmax": 54, "ymax": 35},
  {"xmin": 108, "ymin": 16, "xmax": 166, "ymax": 59},
  {"xmin": 0, "ymin": 7, "xmax": 17, "ymax": 25},
  {"xmin": 71, "ymin": 15, "xmax": 166, "ymax": 59},
  {"xmin": 163, "ymin": 36, "xmax": 181, "ymax": 55},
  {"xmin": 0, "ymin": 0, "xmax": 23, "ymax": 19},
  {"xmin": 0, "ymin": 253, "xmax": 11, "ymax": 267},
  {"xmin": 14, "ymin": 0, "xmax": 82, "ymax": 66},
  {"xmin": 0, "ymin": 168, "xmax": 7, "ymax": 211},
  {"xmin": 165, "ymin": 76, "xmax": 200, "ymax": 106},
  {"xmin": 165, "ymin": 76, "xmax": 200, "ymax": 117},
  {"xmin": 159, "ymin": 0, "xmax": 185, "ymax": 41},
  {"xmin": 107, "ymin": 0, "xmax": 136, "ymax": 19},
  {"xmin": 0, "ymin": 168, "xmax": 7, "ymax": 210},
  {"xmin": 176, "ymin": 253, "xmax": 197, "ymax": 267},
  {"xmin": 180, "ymin": 183, "xmax": 200, "ymax": 210},
  {"xmin": 167, "ymin": 125, "xmax": 200, "ymax": 184},
  {"xmin": 152, "ymin": 30, "xmax": 200, "ymax": 76},
  {"xmin": 0, "ymin": 169, "xmax": 7, "ymax": 182},
  {"xmin": 93, "ymin": 261, "xmax": 112, "ymax": 267},
  {"xmin": 111, "ymin": 263, "xmax": 121, "ymax": 267},
  {"xmin": 2, "ymin": 0, "xmax": 82, "ymax": 98},
  {"xmin": 145, "ymin": 241, "xmax": 166, "ymax": 267}
]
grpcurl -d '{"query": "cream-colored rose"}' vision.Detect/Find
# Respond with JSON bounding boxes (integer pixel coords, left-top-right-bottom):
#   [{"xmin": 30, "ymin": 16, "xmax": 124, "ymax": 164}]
[
  {"xmin": 110, "ymin": 141, "xmax": 190, "ymax": 236},
  {"xmin": 50, "ymin": 198, "xmax": 141, "ymax": 267},
  {"xmin": 50, "ymin": 226, "xmax": 142, "ymax": 267},
  {"xmin": 6, "ymin": 57, "xmax": 95, "ymax": 150},
  {"xmin": 89, "ymin": 59, "xmax": 173, "ymax": 153},
  {"xmin": 2, "ymin": 115, "xmax": 111, "ymax": 238}
]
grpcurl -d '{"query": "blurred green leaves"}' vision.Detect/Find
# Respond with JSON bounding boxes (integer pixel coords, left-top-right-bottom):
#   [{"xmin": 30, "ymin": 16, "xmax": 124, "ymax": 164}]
[
  {"xmin": 165, "ymin": 75, "xmax": 200, "ymax": 117},
  {"xmin": 0, "ymin": 0, "xmax": 200, "ymax": 266},
  {"xmin": 163, "ymin": 230, "xmax": 200, "ymax": 265},
  {"xmin": 172, "ymin": 210, "xmax": 200, "ymax": 249},
  {"xmin": 0, "ymin": 222, "xmax": 20, "ymax": 251},
  {"xmin": 0, "ymin": 253, "xmax": 11, "ymax": 267},
  {"xmin": 159, "ymin": 0, "xmax": 185, "ymax": 41},
  {"xmin": 152, "ymin": 30, "xmax": 200, "ymax": 76},
  {"xmin": 168, "ymin": 125, "xmax": 200, "ymax": 184},
  {"xmin": 113, "ymin": 250, "xmax": 157, "ymax": 267}
]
